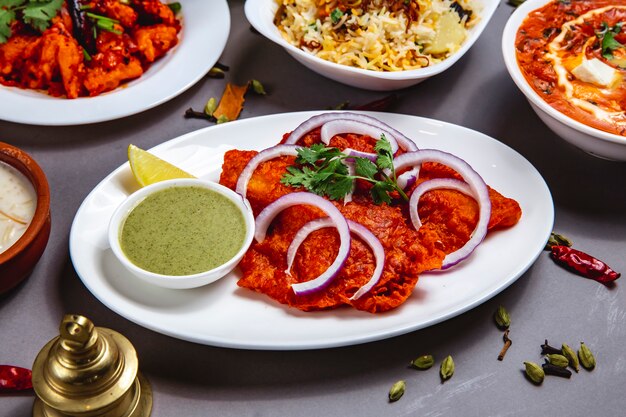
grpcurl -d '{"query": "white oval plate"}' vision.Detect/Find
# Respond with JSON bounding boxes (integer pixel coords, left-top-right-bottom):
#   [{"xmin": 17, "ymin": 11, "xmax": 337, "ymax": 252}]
[
  {"xmin": 0, "ymin": 0, "xmax": 230, "ymax": 126},
  {"xmin": 69, "ymin": 111, "xmax": 554, "ymax": 350}
]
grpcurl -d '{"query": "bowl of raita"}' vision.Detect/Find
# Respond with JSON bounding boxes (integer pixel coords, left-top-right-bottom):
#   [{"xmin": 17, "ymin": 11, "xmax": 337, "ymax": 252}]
[{"xmin": 0, "ymin": 142, "xmax": 51, "ymax": 294}]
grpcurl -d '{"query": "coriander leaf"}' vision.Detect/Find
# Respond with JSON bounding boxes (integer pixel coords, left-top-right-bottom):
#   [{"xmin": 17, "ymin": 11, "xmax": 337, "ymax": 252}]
[
  {"xmin": 0, "ymin": 0, "xmax": 25, "ymax": 7},
  {"xmin": 374, "ymin": 135, "xmax": 394, "ymax": 170},
  {"xmin": 23, "ymin": 0, "xmax": 63, "ymax": 33},
  {"xmin": 320, "ymin": 157, "xmax": 348, "ymax": 176},
  {"xmin": 167, "ymin": 1, "xmax": 181, "ymax": 15},
  {"xmin": 296, "ymin": 143, "xmax": 341, "ymax": 165},
  {"xmin": 602, "ymin": 31, "xmax": 623, "ymax": 59},
  {"xmin": 330, "ymin": 7, "xmax": 343, "ymax": 24},
  {"xmin": 371, "ymin": 181, "xmax": 394, "ymax": 205},
  {"xmin": 354, "ymin": 157, "xmax": 378, "ymax": 179},
  {"xmin": 0, "ymin": 9, "xmax": 16, "ymax": 43},
  {"xmin": 374, "ymin": 134, "xmax": 393, "ymax": 155},
  {"xmin": 598, "ymin": 22, "xmax": 624, "ymax": 59},
  {"xmin": 281, "ymin": 166, "xmax": 308, "ymax": 187},
  {"xmin": 325, "ymin": 176, "xmax": 354, "ymax": 201}
]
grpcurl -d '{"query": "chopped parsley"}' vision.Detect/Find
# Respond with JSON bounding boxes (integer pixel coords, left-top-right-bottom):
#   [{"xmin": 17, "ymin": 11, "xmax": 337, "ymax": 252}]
[{"xmin": 281, "ymin": 135, "xmax": 408, "ymax": 204}]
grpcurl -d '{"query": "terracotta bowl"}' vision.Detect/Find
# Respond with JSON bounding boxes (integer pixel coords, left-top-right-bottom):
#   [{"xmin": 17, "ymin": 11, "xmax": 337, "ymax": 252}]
[{"xmin": 0, "ymin": 142, "xmax": 51, "ymax": 294}]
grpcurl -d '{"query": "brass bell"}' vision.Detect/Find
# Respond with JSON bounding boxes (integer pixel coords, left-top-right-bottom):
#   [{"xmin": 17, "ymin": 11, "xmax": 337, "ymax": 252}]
[{"xmin": 31, "ymin": 314, "xmax": 152, "ymax": 417}]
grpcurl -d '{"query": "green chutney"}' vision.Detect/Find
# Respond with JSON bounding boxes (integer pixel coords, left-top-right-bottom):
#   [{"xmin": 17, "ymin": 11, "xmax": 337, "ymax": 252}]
[{"xmin": 120, "ymin": 186, "xmax": 246, "ymax": 276}]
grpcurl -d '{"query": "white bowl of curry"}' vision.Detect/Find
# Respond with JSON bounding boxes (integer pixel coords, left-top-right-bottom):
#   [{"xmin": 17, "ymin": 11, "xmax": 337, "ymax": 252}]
[{"xmin": 503, "ymin": 0, "xmax": 626, "ymax": 160}]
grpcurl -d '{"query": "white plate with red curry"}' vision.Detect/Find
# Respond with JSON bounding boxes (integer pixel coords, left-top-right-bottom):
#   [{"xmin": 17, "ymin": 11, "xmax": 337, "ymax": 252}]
[{"xmin": 69, "ymin": 111, "xmax": 553, "ymax": 350}]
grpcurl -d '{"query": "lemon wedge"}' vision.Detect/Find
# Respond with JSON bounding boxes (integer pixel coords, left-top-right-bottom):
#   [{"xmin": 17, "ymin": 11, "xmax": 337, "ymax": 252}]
[{"xmin": 128, "ymin": 144, "xmax": 195, "ymax": 187}]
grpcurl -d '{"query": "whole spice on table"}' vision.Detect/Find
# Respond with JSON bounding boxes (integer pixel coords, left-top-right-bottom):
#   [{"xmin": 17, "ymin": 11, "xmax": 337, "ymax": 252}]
[
  {"xmin": 497, "ymin": 330, "xmax": 512, "ymax": 361},
  {"xmin": 561, "ymin": 343, "xmax": 579, "ymax": 372},
  {"xmin": 545, "ymin": 354, "xmax": 569, "ymax": 368},
  {"xmin": 388, "ymin": 380, "xmax": 405, "ymax": 402},
  {"xmin": 542, "ymin": 362, "xmax": 572, "ymax": 379},
  {"xmin": 544, "ymin": 232, "xmax": 573, "ymax": 250},
  {"xmin": 550, "ymin": 246, "xmax": 621, "ymax": 285},
  {"xmin": 410, "ymin": 354, "xmax": 435, "ymax": 370},
  {"xmin": 523, "ymin": 361, "xmax": 544, "ymax": 385},
  {"xmin": 541, "ymin": 339, "xmax": 562, "ymax": 355},
  {"xmin": 440, "ymin": 355, "xmax": 454, "ymax": 382},
  {"xmin": 0, "ymin": 365, "xmax": 32, "ymax": 392},
  {"xmin": 578, "ymin": 342, "xmax": 596, "ymax": 370},
  {"xmin": 494, "ymin": 305, "xmax": 511, "ymax": 329}
]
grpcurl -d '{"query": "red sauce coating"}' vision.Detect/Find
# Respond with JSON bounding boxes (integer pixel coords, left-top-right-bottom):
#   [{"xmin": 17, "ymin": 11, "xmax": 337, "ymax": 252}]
[{"xmin": 516, "ymin": 0, "xmax": 626, "ymax": 135}]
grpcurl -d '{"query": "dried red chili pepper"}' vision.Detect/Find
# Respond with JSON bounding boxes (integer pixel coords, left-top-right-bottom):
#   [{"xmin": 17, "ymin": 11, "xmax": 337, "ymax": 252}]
[
  {"xmin": 0, "ymin": 365, "xmax": 32, "ymax": 392},
  {"xmin": 550, "ymin": 245, "xmax": 621, "ymax": 285}
]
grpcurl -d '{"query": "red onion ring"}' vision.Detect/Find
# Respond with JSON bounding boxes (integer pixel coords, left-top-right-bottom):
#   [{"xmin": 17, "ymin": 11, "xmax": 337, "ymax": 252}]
[
  {"xmin": 320, "ymin": 119, "xmax": 399, "ymax": 155},
  {"xmin": 344, "ymin": 159, "xmax": 355, "ymax": 204},
  {"xmin": 409, "ymin": 178, "xmax": 472, "ymax": 229},
  {"xmin": 285, "ymin": 218, "xmax": 385, "ymax": 300},
  {"xmin": 395, "ymin": 150, "xmax": 491, "ymax": 269},
  {"xmin": 284, "ymin": 112, "xmax": 418, "ymax": 153},
  {"xmin": 254, "ymin": 192, "xmax": 351, "ymax": 295},
  {"xmin": 284, "ymin": 112, "xmax": 421, "ymax": 190},
  {"xmin": 235, "ymin": 144, "xmax": 300, "ymax": 201}
]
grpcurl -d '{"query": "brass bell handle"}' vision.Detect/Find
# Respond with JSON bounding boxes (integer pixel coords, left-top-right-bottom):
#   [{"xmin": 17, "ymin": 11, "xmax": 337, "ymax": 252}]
[{"xmin": 60, "ymin": 314, "xmax": 94, "ymax": 345}]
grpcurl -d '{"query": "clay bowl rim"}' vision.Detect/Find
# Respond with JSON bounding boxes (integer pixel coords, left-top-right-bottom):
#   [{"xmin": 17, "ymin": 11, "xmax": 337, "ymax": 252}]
[{"xmin": 0, "ymin": 141, "xmax": 50, "ymax": 266}]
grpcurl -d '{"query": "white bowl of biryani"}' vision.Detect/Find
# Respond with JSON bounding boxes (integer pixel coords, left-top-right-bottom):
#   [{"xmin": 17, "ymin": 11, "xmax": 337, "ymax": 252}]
[
  {"xmin": 246, "ymin": 0, "xmax": 498, "ymax": 91},
  {"xmin": 502, "ymin": 0, "xmax": 626, "ymax": 160}
]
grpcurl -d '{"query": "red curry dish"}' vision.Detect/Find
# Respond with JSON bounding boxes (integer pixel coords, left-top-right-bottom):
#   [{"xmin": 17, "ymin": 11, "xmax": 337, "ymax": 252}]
[
  {"xmin": 0, "ymin": 0, "xmax": 180, "ymax": 98},
  {"xmin": 516, "ymin": 0, "xmax": 626, "ymax": 136}
]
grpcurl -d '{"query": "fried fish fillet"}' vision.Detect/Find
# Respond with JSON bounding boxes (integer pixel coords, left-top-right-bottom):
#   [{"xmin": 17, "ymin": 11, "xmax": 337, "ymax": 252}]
[{"xmin": 219, "ymin": 134, "xmax": 522, "ymax": 313}]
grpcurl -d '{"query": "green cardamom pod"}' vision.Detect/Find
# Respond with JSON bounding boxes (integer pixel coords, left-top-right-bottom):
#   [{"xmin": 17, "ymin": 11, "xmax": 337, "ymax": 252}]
[
  {"xmin": 561, "ymin": 343, "xmax": 579, "ymax": 372},
  {"xmin": 388, "ymin": 380, "xmax": 405, "ymax": 402},
  {"xmin": 204, "ymin": 97, "xmax": 217, "ymax": 117},
  {"xmin": 440, "ymin": 355, "xmax": 454, "ymax": 381},
  {"xmin": 494, "ymin": 305, "xmax": 511, "ymax": 329},
  {"xmin": 410, "ymin": 354, "xmax": 434, "ymax": 370},
  {"xmin": 250, "ymin": 79, "xmax": 267, "ymax": 95},
  {"xmin": 216, "ymin": 114, "xmax": 230, "ymax": 124},
  {"xmin": 544, "ymin": 232, "xmax": 573, "ymax": 250},
  {"xmin": 578, "ymin": 342, "xmax": 596, "ymax": 370},
  {"xmin": 524, "ymin": 361, "xmax": 545, "ymax": 384},
  {"xmin": 546, "ymin": 354, "xmax": 569, "ymax": 368}
]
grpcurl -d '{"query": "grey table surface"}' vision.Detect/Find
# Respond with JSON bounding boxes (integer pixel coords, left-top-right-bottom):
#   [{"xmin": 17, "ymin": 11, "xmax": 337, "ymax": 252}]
[{"xmin": 2, "ymin": 1, "xmax": 626, "ymax": 416}]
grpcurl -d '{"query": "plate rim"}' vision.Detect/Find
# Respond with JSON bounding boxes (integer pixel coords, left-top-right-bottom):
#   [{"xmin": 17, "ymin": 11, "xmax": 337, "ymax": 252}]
[{"xmin": 69, "ymin": 111, "xmax": 554, "ymax": 350}]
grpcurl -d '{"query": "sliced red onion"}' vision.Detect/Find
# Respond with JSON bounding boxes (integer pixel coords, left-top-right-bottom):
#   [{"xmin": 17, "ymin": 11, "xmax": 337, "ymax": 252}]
[
  {"xmin": 397, "ymin": 171, "xmax": 418, "ymax": 190},
  {"xmin": 344, "ymin": 159, "xmax": 355, "ymax": 204},
  {"xmin": 235, "ymin": 144, "xmax": 300, "ymax": 201},
  {"xmin": 344, "ymin": 148, "xmax": 377, "ymax": 162},
  {"xmin": 409, "ymin": 178, "xmax": 472, "ymax": 230},
  {"xmin": 284, "ymin": 112, "xmax": 421, "ymax": 190},
  {"xmin": 395, "ymin": 150, "xmax": 491, "ymax": 269},
  {"xmin": 254, "ymin": 192, "xmax": 351, "ymax": 295},
  {"xmin": 284, "ymin": 112, "xmax": 418, "ymax": 153},
  {"xmin": 320, "ymin": 119, "xmax": 399, "ymax": 154},
  {"xmin": 285, "ymin": 218, "xmax": 385, "ymax": 300}
]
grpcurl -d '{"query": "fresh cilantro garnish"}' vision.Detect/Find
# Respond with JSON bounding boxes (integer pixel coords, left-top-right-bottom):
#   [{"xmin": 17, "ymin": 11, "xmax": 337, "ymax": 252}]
[
  {"xmin": 597, "ymin": 22, "xmax": 624, "ymax": 59},
  {"xmin": 167, "ymin": 2, "xmax": 181, "ymax": 15},
  {"xmin": 281, "ymin": 135, "xmax": 409, "ymax": 204},
  {"xmin": 330, "ymin": 8, "xmax": 343, "ymax": 24},
  {"xmin": 0, "ymin": 0, "xmax": 62, "ymax": 43}
]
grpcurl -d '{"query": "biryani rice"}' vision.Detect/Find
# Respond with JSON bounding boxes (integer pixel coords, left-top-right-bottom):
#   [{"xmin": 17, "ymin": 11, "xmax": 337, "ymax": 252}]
[{"xmin": 276, "ymin": 0, "xmax": 479, "ymax": 71}]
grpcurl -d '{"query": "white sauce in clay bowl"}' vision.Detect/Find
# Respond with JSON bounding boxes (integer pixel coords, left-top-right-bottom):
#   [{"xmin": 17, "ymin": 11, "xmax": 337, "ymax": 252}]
[{"xmin": 0, "ymin": 161, "xmax": 37, "ymax": 254}]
